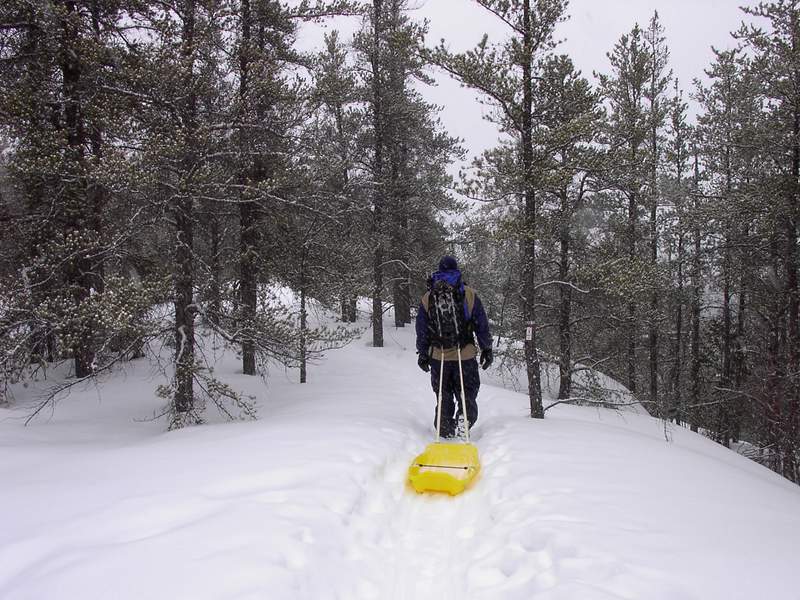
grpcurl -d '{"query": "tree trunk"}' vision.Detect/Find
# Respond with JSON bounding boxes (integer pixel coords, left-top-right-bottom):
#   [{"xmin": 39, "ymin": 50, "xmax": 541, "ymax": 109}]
[
  {"xmin": 720, "ymin": 246, "xmax": 732, "ymax": 447},
  {"xmin": 341, "ymin": 294, "xmax": 358, "ymax": 323},
  {"xmin": 61, "ymin": 0, "xmax": 94, "ymax": 378},
  {"xmin": 557, "ymin": 195, "xmax": 572, "ymax": 400},
  {"xmin": 397, "ymin": 209, "xmax": 411, "ymax": 325},
  {"xmin": 767, "ymin": 233, "xmax": 785, "ymax": 476},
  {"xmin": 393, "ymin": 209, "xmax": 412, "ymax": 327},
  {"xmin": 300, "ymin": 258, "xmax": 307, "ymax": 383},
  {"xmin": 649, "ymin": 113, "xmax": 659, "ymax": 413},
  {"xmin": 371, "ymin": 0, "xmax": 385, "ymax": 348},
  {"xmin": 732, "ymin": 256, "xmax": 747, "ymax": 442},
  {"xmin": 87, "ymin": 0, "xmax": 107, "ymax": 298},
  {"xmin": 348, "ymin": 297, "xmax": 358, "ymax": 322},
  {"xmin": 174, "ymin": 196, "xmax": 196, "ymax": 413},
  {"xmin": 173, "ymin": 0, "xmax": 197, "ymax": 415},
  {"xmin": 627, "ymin": 189, "xmax": 638, "ymax": 395},
  {"xmin": 393, "ymin": 280, "xmax": 406, "ymax": 327},
  {"xmin": 669, "ymin": 112, "xmax": 686, "ymax": 425},
  {"xmin": 334, "ymin": 103, "xmax": 355, "ymax": 327},
  {"xmin": 522, "ymin": 0, "xmax": 543, "ymax": 418},
  {"xmin": 670, "ymin": 221, "xmax": 684, "ymax": 424},
  {"xmin": 208, "ymin": 214, "xmax": 221, "ymax": 325},
  {"xmin": 239, "ymin": 0, "xmax": 257, "ymax": 375},
  {"xmin": 240, "ymin": 201, "xmax": 257, "ymax": 376},
  {"xmin": 689, "ymin": 147, "xmax": 702, "ymax": 432},
  {"xmin": 393, "ymin": 204, "xmax": 411, "ymax": 326},
  {"xmin": 718, "ymin": 146, "xmax": 733, "ymax": 446}
]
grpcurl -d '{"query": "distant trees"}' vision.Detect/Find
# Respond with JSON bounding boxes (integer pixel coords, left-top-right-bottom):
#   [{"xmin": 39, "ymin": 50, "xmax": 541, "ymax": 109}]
[{"xmin": 721, "ymin": 1, "xmax": 800, "ymax": 481}]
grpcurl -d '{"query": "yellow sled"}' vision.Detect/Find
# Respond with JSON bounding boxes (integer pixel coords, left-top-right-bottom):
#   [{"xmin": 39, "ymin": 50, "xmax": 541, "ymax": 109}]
[
  {"xmin": 409, "ymin": 343, "xmax": 481, "ymax": 496},
  {"xmin": 408, "ymin": 441, "xmax": 480, "ymax": 495}
]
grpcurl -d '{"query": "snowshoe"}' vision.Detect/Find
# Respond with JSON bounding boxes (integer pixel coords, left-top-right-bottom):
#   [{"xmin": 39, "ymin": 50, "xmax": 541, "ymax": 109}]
[{"xmin": 455, "ymin": 414, "xmax": 466, "ymax": 440}]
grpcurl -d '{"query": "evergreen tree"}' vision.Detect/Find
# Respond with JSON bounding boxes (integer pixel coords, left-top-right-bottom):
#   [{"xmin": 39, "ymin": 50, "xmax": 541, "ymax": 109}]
[
  {"xmin": 0, "ymin": 0, "xmax": 164, "ymax": 406},
  {"xmin": 433, "ymin": 0, "xmax": 569, "ymax": 418},
  {"xmin": 532, "ymin": 55, "xmax": 603, "ymax": 401},
  {"xmin": 356, "ymin": 0, "xmax": 458, "ymax": 344},
  {"xmin": 312, "ymin": 31, "xmax": 366, "ymax": 323},
  {"xmin": 663, "ymin": 80, "xmax": 692, "ymax": 424},
  {"xmin": 596, "ymin": 20, "xmax": 665, "ymax": 403},
  {"xmin": 643, "ymin": 12, "xmax": 673, "ymax": 414},
  {"xmin": 694, "ymin": 48, "xmax": 758, "ymax": 443}
]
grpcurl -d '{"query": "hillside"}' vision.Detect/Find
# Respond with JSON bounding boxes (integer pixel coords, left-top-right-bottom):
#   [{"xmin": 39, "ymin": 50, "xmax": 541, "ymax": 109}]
[{"xmin": 1, "ymin": 320, "xmax": 799, "ymax": 600}]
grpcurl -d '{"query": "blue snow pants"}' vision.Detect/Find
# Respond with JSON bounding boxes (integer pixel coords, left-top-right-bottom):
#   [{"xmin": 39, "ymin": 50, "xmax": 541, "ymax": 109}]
[{"xmin": 430, "ymin": 357, "xmax": 480, "ymax": 438}]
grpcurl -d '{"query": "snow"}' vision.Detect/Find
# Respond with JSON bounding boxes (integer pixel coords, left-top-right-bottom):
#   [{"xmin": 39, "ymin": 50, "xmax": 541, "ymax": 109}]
[{"xmin": 2, "ymin": 312, "xmax": 800, "ymax": 600}]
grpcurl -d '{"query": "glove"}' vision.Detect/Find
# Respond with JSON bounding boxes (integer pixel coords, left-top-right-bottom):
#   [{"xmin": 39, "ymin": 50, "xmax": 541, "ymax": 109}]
[
  {"xmin": 480, "ymin": 348, "xmax": 493, "ymax": 370},
  {"xmin": 417, "ymin": 353, "xmax": 430, "ymax": 372}
]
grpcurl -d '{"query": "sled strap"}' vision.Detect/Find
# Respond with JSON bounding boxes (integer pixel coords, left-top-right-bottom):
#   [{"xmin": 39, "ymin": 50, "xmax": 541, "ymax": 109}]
[
  {"xmin": 435, "ymin": 347, "xmax": 445, "ymax": 442},
  {"xmin": 456, "ymin": 345, "xmax": 470, "ymax": 442}
]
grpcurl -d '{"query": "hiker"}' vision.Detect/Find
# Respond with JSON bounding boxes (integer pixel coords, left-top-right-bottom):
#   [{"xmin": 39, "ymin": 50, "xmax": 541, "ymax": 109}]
[{"xmin": 415, "ymin": 256, "xmax": 493, "ymax": 438}]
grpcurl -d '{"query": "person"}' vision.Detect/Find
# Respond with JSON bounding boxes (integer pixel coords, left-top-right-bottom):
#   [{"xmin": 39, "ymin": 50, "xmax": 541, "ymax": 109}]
[{"xmin": 415, "ymin": 256, "xmax": 493, "ymax": 439}]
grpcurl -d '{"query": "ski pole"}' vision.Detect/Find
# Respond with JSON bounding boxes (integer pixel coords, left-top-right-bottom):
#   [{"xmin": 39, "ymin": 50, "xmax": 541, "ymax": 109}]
[{"xmin": 456, "ymin": 344, "xmax": 470, "ymax": 443}]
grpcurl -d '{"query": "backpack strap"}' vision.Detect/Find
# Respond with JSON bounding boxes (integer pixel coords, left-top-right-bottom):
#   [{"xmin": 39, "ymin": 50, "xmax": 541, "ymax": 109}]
[{"xmin": 421, "ymin": 290, "xmax": 431, "ymax": 313}]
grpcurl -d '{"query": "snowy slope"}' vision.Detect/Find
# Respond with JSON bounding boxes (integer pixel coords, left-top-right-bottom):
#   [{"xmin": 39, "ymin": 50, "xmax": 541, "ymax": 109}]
[{"xmin": 1, "ymin": 320, "xmax": 800, "ymax": 600}]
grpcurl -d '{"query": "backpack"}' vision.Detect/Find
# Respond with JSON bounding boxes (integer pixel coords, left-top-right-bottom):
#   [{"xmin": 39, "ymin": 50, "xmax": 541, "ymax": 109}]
[{"xmin": 426, "ymin": 271, "xmax": 473, "ymax": 349}]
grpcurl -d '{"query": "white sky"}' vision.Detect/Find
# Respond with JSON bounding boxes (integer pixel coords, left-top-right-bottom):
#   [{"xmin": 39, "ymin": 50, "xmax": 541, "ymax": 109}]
[{"xmin": 299, "ymin": 0, "xmax": 761, "ymax": 170}]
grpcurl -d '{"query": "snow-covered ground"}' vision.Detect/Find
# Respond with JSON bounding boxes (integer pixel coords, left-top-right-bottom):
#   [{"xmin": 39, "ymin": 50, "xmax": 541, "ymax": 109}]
[{"xmin": 2, "ymin": 315, "xmax": 800, "ymax": 600}]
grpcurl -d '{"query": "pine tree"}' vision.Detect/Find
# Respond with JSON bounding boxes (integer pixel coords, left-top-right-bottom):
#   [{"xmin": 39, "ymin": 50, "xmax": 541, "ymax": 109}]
[
  {"xmin": 130, "ymin": 0, "xmax": 234, "ymax": 426},
  {"xmin": 228, "ymin": 0, "xmax": 302, "ymax": 376},
  {"xmin": 643, "ymin": 12, "xmax": 673, "ymax": 414},
  {"xmin": 313, "ymin": 31, "xmax": 364, "ymax": 323},
  {"xmin": 364, "ymin": 0, "xmax": 387, "ymax": 348},
  {"xmin": 433, "ymin": 0, "xmax": 569, "ymax": 418},
  {"xmin": 356, "ymin": 0, "xmax": 458, "ymax": 344},
  {"xmin": 532, "ymin": 55, "xmax": 603, "ymax": 401},
  {"xmin": 596, "ymin": 21, "xmax": 660, "ymax": 401},
  {"xmin": 663, "ymin": 80, "xmax": 692, "ymax": 424},
  {"xmin": 0, "ymin": 0, "xmax": 164, "ymax": 405},
  {"xmin": 695, "ymin": 47, "xmax": 757, "ymax": 443},
  {"xmin": 740, "ymin": 3, "xmax": 800, "ymax": 480}
]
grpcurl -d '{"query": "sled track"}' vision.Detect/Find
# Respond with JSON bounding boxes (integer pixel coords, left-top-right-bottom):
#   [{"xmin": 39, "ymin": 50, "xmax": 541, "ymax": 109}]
[
  {"xmin": 343, "ymin": 403, "xmax": 695, "ymax": 600},
  {"xmin": 344, "ymin": 419, "xmax": 529, "ymax": 600},
  {"xmin": 345, "ymin": 435, "xmax": 483, "ymax": 600}
]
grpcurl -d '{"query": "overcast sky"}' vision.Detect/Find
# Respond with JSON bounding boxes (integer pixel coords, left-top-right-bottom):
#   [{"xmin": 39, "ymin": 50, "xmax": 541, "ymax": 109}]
[{"xmin": 300, "ymin": 0, "xmax": 762, "ymax": 170}]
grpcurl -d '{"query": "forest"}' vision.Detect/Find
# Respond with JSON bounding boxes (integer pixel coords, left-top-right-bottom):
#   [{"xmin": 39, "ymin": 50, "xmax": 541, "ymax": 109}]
[{"xmin": 1, "ymin": 0, "xmax": 799, "ymax": 486}]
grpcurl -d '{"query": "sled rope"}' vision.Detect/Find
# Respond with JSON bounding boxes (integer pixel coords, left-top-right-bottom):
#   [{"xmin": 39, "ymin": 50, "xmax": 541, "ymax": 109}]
[{"xmin": 435, "ymin": 348, "xmax": 445, "ymax": 442}]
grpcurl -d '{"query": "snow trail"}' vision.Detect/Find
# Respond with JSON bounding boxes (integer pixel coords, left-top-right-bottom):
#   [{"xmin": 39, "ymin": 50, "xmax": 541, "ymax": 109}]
[
  {"xmin": 341, "ymin": 381, "xmax": 700, "ymax": 600},
  {"xmin": 344, "ymin": 435, "xmax": 478, "ymax": 600}
]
